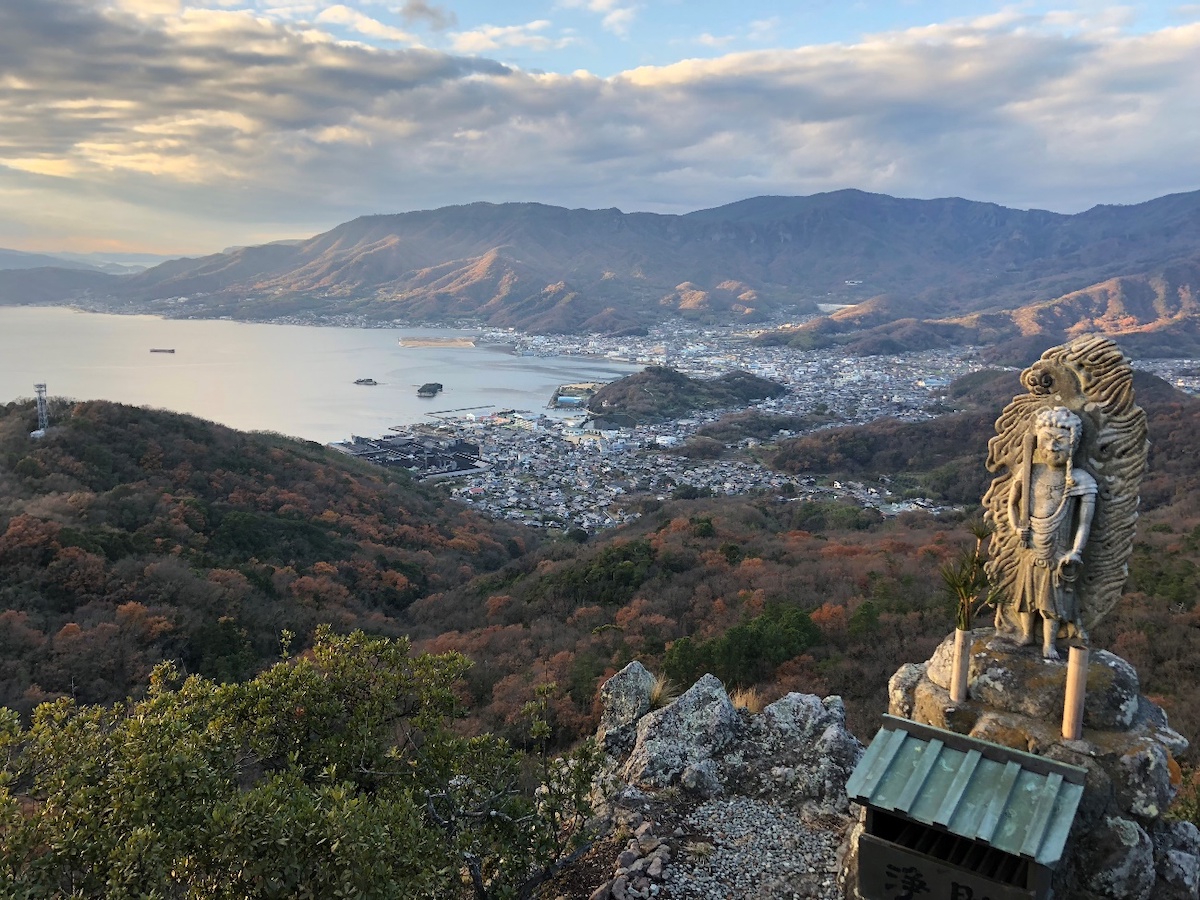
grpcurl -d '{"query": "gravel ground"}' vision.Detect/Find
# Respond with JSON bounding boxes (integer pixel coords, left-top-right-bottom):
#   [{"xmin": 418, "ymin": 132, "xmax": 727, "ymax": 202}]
[
  {"xmin": 542, "ymin": 792, "xmax": 852, "ymax": 900},
  {"xmin": 660, "ymin": 797, "xmax": 845, "ymax": 900}
]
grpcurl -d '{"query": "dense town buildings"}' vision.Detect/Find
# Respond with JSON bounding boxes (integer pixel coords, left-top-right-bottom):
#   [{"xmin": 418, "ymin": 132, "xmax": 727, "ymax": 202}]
[
  {"xmin": 330, "ymin": 322, "xmax": 1199, "ymax": 532},
  {"xmin": 333, "ymin": 325, "xmax": 978, "ymax": 530}
]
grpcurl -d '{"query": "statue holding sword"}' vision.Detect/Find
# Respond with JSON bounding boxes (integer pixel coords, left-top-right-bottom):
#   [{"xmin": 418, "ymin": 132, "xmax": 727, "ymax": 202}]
[
  {"xmin": 1004, "ymin": 407, "xmax": 1096, "ymax": 659},
  {"xmin": 982, "ymin": 336, "xmax": 1148, "ymax": 659}
]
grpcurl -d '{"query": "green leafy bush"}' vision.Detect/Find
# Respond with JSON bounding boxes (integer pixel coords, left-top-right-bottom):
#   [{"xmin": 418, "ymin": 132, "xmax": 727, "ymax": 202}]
[
  {"xmin": 0, "ymin": 628, "xmax": 600, "ymax": 899},
  {"xmin": 664, "ymin": 604, "xmax": 819, "ymax": 687}
]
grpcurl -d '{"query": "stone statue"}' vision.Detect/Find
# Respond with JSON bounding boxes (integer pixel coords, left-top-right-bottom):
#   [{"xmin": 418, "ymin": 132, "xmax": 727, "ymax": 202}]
[
  {"xmin": 983, "ymin": 335, "xmax": 1148, "ymax": 658},
  {"xmin": 1003, "ymin": 406, "xmax": 1097, "ymax": 658}
]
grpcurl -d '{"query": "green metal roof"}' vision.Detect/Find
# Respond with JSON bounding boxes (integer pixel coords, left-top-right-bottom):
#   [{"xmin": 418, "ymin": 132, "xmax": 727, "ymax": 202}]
[{"xmin": 846, "ymin": 715, "xmax": 1086, "ymax": 868}]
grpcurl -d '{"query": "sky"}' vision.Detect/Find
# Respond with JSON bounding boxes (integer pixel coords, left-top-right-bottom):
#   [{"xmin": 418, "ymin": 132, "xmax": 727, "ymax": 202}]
[{"xmin": 1, "ymin": 0, "xmax": 1199, "ymax": 255}]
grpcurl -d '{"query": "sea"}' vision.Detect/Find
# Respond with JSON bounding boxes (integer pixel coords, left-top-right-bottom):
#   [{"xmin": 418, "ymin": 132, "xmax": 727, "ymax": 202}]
[{"xmin": 0, "ymin": 307, "xmax": 641, "ymax": 443}]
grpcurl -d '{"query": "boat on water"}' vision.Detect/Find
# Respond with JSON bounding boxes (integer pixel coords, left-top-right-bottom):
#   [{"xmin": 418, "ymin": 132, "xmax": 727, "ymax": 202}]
[
  {"xmin": 417, "ymin": 382, "xmax": 443, "ymax": 398},
  {"xmin": 354, "ymin": 378, "xmax": 378, "ymax": 386},
  {"xmin": 150, "ymin": 348, "xmax": 175, "ymax": 354}
]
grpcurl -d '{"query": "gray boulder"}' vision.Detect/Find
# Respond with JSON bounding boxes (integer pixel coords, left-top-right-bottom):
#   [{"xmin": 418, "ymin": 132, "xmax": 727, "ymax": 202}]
[
  {"xmin": 1080, "ymin": 817, "xmax": 1157, "ymax": 900},
  {"xmin": 887, "ymin": 663, "xmax": 925, "ymax": 719},
  {"xmin": 598, "ymin": 661, "xmax": 657, "ymax": 753},
  {"xmin": 1117, "ymin": 739, "xmax": 1177, "ymax": 820},
  {"xmin": 750, "ymin": 693, "xmax": 863, "ymax": 811},
  {"xmin": 1085, "ymin": 651, "xmax": 1141, "ymax": 730},
  {"xmin": 622, "ymin": 674, "xmax": 738, "ymax": 788},
  {"xmin": 1153, "ymin": 821, "xmax": 1200, "ymax": 900},
  {"xmin": 680, "ymin": 759, "xmax": 722, "ymax": 798}
]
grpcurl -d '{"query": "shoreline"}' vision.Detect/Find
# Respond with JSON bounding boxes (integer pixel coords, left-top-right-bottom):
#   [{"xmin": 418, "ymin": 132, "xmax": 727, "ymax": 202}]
[{"xmin": 399, "ymin": 338, "xmax": 477, "ymax": 348}]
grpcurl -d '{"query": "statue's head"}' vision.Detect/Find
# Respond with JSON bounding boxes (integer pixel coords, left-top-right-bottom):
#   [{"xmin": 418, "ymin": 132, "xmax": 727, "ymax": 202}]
[{"xmin": 1034, "ymin": 406, "xmax": 1081, "ymax": 467}]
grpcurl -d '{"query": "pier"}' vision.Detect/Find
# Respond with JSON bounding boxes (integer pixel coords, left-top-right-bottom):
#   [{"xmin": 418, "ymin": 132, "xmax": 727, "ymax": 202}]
[{"xmin": 420, "ymin": 405, "xmax": 496, "ymax": 421}]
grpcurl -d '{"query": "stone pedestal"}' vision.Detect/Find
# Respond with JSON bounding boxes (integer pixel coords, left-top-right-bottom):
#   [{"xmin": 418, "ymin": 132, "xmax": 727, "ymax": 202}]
[{"xmin": 882, "ymin": 630, "xmax": 1197, "ymax": 900}]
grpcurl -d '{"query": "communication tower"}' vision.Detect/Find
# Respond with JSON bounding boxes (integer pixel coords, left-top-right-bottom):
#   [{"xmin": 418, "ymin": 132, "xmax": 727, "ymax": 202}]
[{"xmin": 30, "ymin": 383, "xmax": 49, "ymax": 439}]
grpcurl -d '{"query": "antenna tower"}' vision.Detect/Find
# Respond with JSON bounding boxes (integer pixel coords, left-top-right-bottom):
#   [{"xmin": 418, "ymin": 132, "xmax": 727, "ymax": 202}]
[
  {"xmin": 34, "ymin": 384, "xmax": 49, "ymax": 431},
  {"xmin": 30, "ymin": 383, "xmax": 49, "ymax": 439}
]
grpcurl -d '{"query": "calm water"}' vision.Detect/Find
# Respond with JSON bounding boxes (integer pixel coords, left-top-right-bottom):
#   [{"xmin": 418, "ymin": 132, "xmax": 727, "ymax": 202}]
[{"xmin": 0, "ymin": 308, "xmax": 640, "ymax": 443}]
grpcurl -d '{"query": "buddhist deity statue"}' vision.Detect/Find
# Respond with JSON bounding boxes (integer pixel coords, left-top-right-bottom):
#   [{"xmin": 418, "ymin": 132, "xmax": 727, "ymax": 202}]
[{"xmin": 982, "ymin": 336, "xmax": 1148, "ymax": 658}]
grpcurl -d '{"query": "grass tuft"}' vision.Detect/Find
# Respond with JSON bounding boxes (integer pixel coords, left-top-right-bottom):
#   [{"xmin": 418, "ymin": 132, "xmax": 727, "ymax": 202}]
[
  {"xmin": 648, "ymin": 673, "xmax": 677, "ymax": 709},
  {"xmin": 729, "ymin": 687, "xmax": 764, "ymax": 714}
]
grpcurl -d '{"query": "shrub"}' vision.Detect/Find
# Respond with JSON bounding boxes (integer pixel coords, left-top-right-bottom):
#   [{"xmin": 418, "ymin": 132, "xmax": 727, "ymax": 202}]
[
  {"xmin": 0, "ymin": 628, "xmax": 601, "ymax": 899},
  {"xmin": 664, "ymin": 604, "xmax": 820, "ymax": 687}
]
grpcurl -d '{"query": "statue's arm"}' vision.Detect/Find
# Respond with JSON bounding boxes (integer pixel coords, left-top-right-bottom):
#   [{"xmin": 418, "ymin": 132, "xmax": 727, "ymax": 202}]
[
  {"xmin": 1063, "ymin": 492, "xmax": 1096, "ymax": 566},
  {"xmin": 1007, "ymin": 478, "xmax": 1029, "ymax": 545}
]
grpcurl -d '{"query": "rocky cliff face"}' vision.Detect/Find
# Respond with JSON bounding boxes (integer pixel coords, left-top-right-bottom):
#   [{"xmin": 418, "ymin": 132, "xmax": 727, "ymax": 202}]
[
  {"xmin": 573, "ymin": 646, "xmax": 1199, "ymax": 900},
  {"xmin": 886, "ymin": 630, "xmax": 1199, "ymax": 900},
  {"xmin": 575, "ymin": 661, "xmax": 863, "ymax": 900}
]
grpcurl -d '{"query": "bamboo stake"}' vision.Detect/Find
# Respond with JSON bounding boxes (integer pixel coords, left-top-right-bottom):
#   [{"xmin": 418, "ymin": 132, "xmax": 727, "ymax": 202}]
[
  {"xmin": 1062, "ymin": 646, "xmax": 1089, "ymax": 740},
  {"xmin": 950, "ymin": 628, "xmax": 970, "ymax": 702}
]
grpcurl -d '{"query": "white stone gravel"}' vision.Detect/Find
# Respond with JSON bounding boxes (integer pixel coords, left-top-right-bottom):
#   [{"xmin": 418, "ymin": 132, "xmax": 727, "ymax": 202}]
[{"xmin": 660, "ymin": 797, "xmax": 843, "ymax": 900}]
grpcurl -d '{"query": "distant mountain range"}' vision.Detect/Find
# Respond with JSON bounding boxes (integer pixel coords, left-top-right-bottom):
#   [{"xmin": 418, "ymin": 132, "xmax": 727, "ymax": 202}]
[
  {"xmin": 0, "ymin": 248, "xmax": 104, "ymax": 272},
  {"xmin": 2, "ymin": 189, "xmax": 1199, "ymax": 354},
  {"xmin": 0, "ymin": 248, "xmax": 170, "ymax": 275}
]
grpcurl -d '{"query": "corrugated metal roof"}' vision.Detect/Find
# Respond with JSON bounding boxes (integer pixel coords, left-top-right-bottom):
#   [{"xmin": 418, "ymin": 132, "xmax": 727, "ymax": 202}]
[{"xmin": 846, "ymin": 715, "xmax": 1086, "ymax": 868}]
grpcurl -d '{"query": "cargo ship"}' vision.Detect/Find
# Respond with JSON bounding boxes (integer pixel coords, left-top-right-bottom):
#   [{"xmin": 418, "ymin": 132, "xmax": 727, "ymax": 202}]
[
  {"xmin": 417, "ymin": 382, "xmax": 443, "ymax": 398},
  {"xmin": 150, "ymin": 348, "xmax": 175, "ymax": 353}
]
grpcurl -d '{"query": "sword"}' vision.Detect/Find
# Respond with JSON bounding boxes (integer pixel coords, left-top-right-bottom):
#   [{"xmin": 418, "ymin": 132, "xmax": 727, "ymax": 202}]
[{"xmin": 1019, "ymin": 430, "xmax": 1034, "ymax": 545}]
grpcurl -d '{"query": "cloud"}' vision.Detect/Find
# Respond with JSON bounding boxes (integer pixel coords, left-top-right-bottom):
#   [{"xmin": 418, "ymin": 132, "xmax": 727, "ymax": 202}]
[
  {"xmin": 109, "ymin": 0, "xmax": 183, "ymax": 16},
  {"xmin": 449, "ymin": 20, "xmax": 574, "ymax": 54},
  {"xmin": 314, "ymin": 4, "xmax": 418, "ymax": 42},
  {"xmin": 747, "ymin": 18, "xmax": 780, "ymax": 42},
  {"xmin": 397, "ymin": 0, "xmax": 455, "ymax": 30},
  {"xmin": 695, "ymin": 33, "xmax": 734, "ymax": 48},
  {"xmin": 691, "ymin": 17, "xmax": 781, "ymax": 49},
  {"xmin": 0, "ymin": 2, "xmax": 1198, "ymax": 252},
  {"xmin": 558, "ymin": 0, "xmax": 638, "ymax": 37}
]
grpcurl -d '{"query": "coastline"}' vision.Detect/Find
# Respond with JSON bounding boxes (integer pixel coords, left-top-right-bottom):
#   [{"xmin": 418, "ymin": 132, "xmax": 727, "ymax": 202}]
[{"xmin": 399, "ymin": 338, "xmax": 477, "ymax": 348}]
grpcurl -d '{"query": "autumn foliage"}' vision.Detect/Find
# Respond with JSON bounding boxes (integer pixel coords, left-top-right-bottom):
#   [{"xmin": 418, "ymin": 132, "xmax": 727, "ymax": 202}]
[
  {"xmin": 0, "ymin": 399, "xmax": 534, "ymax": 715},
  {"xmin": 2, "ymin": 383, "xmax": 1198, "ymax": 767}
]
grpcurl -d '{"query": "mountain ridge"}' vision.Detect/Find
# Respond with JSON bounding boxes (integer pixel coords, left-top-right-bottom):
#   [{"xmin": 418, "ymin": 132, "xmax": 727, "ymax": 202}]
[{"xmin": 2, "ymin": 189, "xmax": 1199, "ymax": 346}]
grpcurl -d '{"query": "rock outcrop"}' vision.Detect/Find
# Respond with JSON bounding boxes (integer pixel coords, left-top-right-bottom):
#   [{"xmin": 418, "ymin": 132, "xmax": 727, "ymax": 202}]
[
  {"xmin": 597, "ymin": 661, "xmax": 657, "ymax": 754},
  {"xmin": 611, "ymin": 673, "xmax": 863, "ymax": 811},
  {"xmin": 886, "ymin": 629, "xmax": 1197, "ymax": 900},
  {"xmin": 580, "ymin": 666, "xmax": 864, "ymax": 900},
  {"xmin": 621, "ymin": 674, "xmax": 739, "ymax": 789}
]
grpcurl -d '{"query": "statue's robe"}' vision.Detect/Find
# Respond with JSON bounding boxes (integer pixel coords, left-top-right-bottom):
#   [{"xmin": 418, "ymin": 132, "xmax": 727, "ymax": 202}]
[{"xmin": 1011, "ymin": 468, "xmax": 1097, "ymax": 625}]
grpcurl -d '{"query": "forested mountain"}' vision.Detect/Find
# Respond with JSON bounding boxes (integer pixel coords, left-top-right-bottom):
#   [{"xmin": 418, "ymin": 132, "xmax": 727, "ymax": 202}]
[
  {"xmin": 0, "ymin": 399, "xmax": 536, "ymax": 716},
  {"xmin": 2, "ymin": 189, "xmax": 1199, "ymax": 346},
  {"xmin": 761, "ymin": 258, "xmax": 1200, "ymax": 357},
  {"xmin": 2, "ymin": 375, "xmax": 1198, "ymax": 758},
  {"xmin": 585, "ymin": 367, "xmax": 786, "ymax": 423}
]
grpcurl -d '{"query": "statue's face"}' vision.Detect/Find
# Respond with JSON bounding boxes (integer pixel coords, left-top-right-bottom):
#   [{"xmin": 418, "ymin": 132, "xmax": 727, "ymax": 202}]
[{"xmin": 1037, "ymin": 425, "xmax": 1074, "ymax": 466}]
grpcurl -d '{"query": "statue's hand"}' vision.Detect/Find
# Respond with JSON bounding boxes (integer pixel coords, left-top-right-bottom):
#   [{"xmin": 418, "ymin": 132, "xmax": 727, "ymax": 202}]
[{"xmin": 1057, "ymin": 551, "xmax": 1082, "ymax": 573}]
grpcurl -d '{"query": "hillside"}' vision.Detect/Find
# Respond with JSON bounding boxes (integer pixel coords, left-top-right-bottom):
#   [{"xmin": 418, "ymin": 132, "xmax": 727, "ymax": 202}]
[
  {"xmin": 2, "ymin": 379, "xmax": 1197, "ymax": 758},
  {"xmin": 0, "ymin": 249, "xmax": 103, "ymax": 272},
  {"xmin": 586, "ymin": 367, "xmax": 787, "ymax": 422},
  {"xmin": 767, "ymin": 369, "xmax": 1199, "ymax": 507},
  {"xmin": 759, "ymin": 257, "xmax": 1200, "ymax": 358},
  {"xmin": 407, "ymin": 367, "xmax": 1200, "ymax": 750},
  {"xmin": 3, "ymin": 189, "xmax": 1200, "ymax": 342},
  {"xmin": 0, "ymin": 266, "xmax": 116, "ymax": 306},
  {"xmin": 0, "ymin": 398, "xmax": 537, "ymax": 715}
]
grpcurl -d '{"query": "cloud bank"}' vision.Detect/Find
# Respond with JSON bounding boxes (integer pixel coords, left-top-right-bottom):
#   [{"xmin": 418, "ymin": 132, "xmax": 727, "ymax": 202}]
[{"xmin": 1, "ymin": 0, "xmax": 1198, "ymax": 251}]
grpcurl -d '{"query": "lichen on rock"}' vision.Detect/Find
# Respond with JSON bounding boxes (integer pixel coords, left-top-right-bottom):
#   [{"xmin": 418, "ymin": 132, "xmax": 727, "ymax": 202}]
[{"xmin": 884, "ymin": 630, "xmax": 1196, "ymax": 900}]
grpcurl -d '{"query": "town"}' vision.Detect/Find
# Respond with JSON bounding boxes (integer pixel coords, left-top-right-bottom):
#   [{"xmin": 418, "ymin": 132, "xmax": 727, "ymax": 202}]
[
  {"xmin": 333, "ymin": 321, "xmax": 1200, "ymax": 532},
  {"xmin": 334, "ymin": 322, "xmax": 992, "ymax": 530}
]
